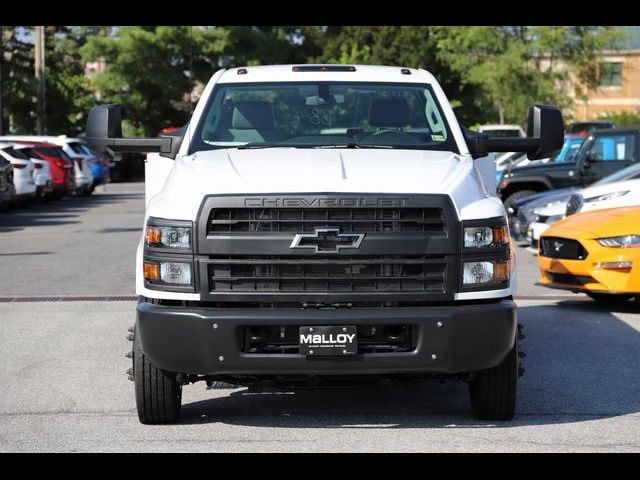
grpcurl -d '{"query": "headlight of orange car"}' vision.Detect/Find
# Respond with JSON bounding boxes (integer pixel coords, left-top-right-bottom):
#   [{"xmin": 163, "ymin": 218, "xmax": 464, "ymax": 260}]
[{"xmin": 597, "ymin": 235, "xmax": 640, "ymax": 248}]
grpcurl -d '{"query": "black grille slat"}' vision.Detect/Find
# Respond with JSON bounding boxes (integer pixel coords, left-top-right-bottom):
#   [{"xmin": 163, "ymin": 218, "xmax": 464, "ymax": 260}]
[
  {"xmin": 540, "ymin": 237, "xmax": 588, "ymax": 260},
  {"xmin": 208, "ymin": 208, "xmax": 446, "ymax": 234},
  {"xmin": 209, "ymin": 255, "xmax": 447, "ymax": 293}
]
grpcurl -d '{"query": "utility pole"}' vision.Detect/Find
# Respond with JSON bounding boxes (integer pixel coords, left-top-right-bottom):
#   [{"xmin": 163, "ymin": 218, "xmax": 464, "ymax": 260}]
[{"xmin": 35, "ymin": 26, "xmax": 46, "ymax": 135}]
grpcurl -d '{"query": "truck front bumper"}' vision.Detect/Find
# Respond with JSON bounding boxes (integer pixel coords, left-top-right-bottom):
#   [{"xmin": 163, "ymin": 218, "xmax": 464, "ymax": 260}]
[{"xmin": 137, "ymin": 300, "xmax": 516, "ymax": 376}]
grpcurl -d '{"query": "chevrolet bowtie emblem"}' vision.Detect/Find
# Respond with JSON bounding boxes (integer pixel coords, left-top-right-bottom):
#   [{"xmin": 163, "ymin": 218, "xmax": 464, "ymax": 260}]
[{"xmin": 290, "ymin": 227, "xmax": 365, "ymax": 254}]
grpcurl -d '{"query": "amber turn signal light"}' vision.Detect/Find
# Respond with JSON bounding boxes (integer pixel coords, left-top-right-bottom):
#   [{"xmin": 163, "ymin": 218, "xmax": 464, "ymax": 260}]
[
  {"xmin": 494, "ymin": 260, "xmax": 511, "ymax": 281},
  {"xmin": 492, "ymin": 225, "xmax": 510, "ymax": 246},
  {"xmin": 145, "ymin": 226, "xmax": 161, "ymax": 245},
  {"xmin": 143, "ymin": 262, "xmax": 160, "ymax": 281}
]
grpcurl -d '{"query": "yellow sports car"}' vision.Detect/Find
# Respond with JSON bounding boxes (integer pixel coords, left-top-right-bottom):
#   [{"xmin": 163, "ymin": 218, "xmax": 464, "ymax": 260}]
[{"xmin": 537, "ymin": 206, "xmax": 640, "ymax": 304}]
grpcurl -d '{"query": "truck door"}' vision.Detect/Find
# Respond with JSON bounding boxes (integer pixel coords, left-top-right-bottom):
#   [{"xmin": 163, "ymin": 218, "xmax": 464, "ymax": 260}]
[{"xmin": 580, "ymin": 131, "xmax": 638, "ymax": 186}]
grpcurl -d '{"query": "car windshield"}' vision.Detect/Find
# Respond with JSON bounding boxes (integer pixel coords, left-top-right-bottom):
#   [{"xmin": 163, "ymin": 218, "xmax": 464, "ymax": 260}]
[
  {"xmin": 552, "ymin": 137, "xmax": 584, "ymax": 163},
  {"xmin": 190, "ymin": 82, "xmax": 458, "ymax": 153}
]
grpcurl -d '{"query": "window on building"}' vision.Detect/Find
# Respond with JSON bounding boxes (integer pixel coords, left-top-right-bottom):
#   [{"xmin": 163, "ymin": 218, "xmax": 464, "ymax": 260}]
[{"xmin": 599, "ymin": 62, "xmax": 623, "ymax": 87}]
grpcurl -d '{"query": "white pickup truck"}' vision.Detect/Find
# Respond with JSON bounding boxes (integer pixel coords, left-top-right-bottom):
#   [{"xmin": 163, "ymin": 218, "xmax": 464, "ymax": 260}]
[{"xmin": 86, "ymin": 64, "xmax": 563, "ymax": 424}]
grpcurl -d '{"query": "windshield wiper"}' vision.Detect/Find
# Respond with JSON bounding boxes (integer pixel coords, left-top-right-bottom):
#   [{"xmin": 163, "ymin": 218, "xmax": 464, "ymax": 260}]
[
  {"xmin": 237, "ymin": 142, "xmax": 395, "ymax": 150},
  {"xmin": 236, "ymin": 143, "xmax": 293, "ymax": 150},
  {"xmin": 315, "ymin": 143, "xmax": 394, "ymax": 149}
]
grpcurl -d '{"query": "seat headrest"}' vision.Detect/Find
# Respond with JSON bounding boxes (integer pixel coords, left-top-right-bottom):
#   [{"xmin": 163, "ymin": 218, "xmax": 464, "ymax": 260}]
[
  {"xmin": 368, "ymin": 98, "xmax": 410, "ymax": 128},
  {"xmin": 232, "ymin": 101, "xmax": 275, "ymax": 129}
]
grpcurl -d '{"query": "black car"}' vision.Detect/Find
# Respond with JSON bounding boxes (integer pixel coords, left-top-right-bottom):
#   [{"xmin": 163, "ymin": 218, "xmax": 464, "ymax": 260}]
[
  {"xmin": 0, "ymin": 154, "xmax": 16, "ymax": 208},
  {"xmin": 498, "ymin": 125, "xmax": 640, "ymax": 207},
  {"xmin": 566, "ymin": 120, "xmax": 615, "ymax": 135}
]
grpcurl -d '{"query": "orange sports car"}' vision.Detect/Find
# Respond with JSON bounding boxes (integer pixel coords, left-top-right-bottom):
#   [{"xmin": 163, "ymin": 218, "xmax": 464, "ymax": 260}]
[{"xmin": 537, "ymin": 206, "xmax": 640, "ymax": 304}]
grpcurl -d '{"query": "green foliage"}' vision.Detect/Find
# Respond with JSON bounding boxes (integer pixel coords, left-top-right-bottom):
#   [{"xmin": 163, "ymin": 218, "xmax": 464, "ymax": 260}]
[
  {"xmin": 80, "ymin": 26, "xmax": 229, "ymax": 136},
  {"xmin": 597, "ymin": 110, "xmax": 640, "ymax": 127},
  {"xmin": 432, "ymin": 26, "xmax": 624, "ymax": 124},
  {"xmin": 313, "ymin": 26, "xmax": 486, "ymax": 125},
  {"xmin": 0, "ymin": 25, "xmax": 628, "ymax": 136},
  {"xmin": 1, "ymin": 27, "xmax": 38, "ymax": 134}
]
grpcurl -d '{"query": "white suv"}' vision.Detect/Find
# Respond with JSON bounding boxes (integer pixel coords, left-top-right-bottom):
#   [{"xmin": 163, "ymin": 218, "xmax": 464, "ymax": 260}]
[{"xmin": 0, "ymin": 143, "xmax": 37, "ymax": 201}]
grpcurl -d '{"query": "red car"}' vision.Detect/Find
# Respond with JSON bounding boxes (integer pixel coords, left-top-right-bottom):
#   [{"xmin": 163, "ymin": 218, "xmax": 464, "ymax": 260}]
[{"xmin": 12, "ymin": 142, "xmax": 76, "ymax": 198}]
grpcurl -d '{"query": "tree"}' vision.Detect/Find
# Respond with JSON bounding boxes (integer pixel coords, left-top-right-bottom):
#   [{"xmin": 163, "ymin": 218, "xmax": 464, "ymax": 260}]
[
  {"xmin": 432, "ymin": 26, "xmax": 624, "ymax": 125},
  {"xmin": 1, "ymin": 27, "xmax": 38, "ymax": 134},
  {"xmin": 80, "ymin": 26, "xmax": 230, "ymax": 136},
  {"xmin": 310, "ymin": 26, "xmax": 487, "ymax": 125}
]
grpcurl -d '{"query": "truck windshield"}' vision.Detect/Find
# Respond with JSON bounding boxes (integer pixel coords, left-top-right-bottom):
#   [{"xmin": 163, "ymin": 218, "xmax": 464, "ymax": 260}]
[{"xmin": 190, "ymin": 82, "xmax": 458, "ymax": 153}]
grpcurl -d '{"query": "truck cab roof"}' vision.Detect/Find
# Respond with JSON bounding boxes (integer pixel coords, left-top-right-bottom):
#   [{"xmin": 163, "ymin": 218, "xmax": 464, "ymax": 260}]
[{"xmin": 218, "ymin": 64, "xmax": 427, "ymax": 84}]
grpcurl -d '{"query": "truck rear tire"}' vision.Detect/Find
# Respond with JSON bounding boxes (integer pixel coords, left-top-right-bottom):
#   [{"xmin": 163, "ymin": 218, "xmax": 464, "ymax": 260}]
[
  {"xmin": 133, "ymin": 324, "xmax": 182, "ymax": 424},
  {"xmin": 469, "ymin": 335, "xmax": 518, "ymax": 421}
]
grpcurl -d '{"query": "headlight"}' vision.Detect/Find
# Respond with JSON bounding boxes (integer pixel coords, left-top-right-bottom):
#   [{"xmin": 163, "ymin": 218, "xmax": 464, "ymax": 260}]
[
  {"xmin": 462, "ymin": 260, "xmax": 510, "ymax": 286},
  {"xmin": 145, "ymin": 223, "xmax": 191, "ymax": 249},
  {"xmin": 585, "ymin": 191, "xmax": 629, "ymax": 203},
  {"xmin": 144, "ymin": 261, "xmax": 193, "ymax": 285},
  {"xmin": 463, "ymin": 225, "xmax": 509, "ymax": 248},
  {"xmin": 597, "ymin": 235, "xmax": 640, "ymax": 248}
]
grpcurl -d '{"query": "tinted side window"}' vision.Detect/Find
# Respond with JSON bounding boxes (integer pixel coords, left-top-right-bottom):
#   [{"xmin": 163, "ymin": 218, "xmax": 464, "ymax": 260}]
[
  {"xmin": 68, "ymin": 142, "xmax": 86, "ymax": 154},
  {"xmin": 589, "ymin": 134, "xmax": 636, "ymax": 161},
  {"xmin": 4, "ymin": 147, "xmax": 31, "ymax": 160}
]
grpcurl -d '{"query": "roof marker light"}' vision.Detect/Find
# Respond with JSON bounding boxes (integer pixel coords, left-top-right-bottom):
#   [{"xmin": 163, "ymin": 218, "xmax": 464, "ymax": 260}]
[
  {"xmin": 237, "ymin": 68, "xmax": 248, "ymax": 75},
  {"xmin": 292, "ymin": 66, "xmax": 357, "ymax": 72},
  {"xmin": 401, "ymin": 68, "xmax": 412, "ymax": 75}
]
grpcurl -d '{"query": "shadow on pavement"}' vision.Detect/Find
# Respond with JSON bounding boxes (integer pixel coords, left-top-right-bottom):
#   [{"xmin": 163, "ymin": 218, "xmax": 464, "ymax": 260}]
[
  {"xmin": 0, "ymin": 190, "xmax": 144, "ymax": 233},
  {"xmin": 177, "ymin": 300, "xmax": 640, "ymax": 428}
]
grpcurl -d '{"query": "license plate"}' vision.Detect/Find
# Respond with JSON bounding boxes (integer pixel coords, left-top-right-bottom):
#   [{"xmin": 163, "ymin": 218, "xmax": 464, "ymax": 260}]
[{"xmin": 299, "ymin": 326, "xmax": 357, "ymax": 357}]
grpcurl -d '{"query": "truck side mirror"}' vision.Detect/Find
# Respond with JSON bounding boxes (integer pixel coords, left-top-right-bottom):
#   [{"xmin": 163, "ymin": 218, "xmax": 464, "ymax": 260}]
[
  {"xmin": 86, "ymin": 104, "xmax": 176, "ymax": 159},
  {"xmin": 465, "ymin": 105, "xmax": 564, "ymax": 160}
]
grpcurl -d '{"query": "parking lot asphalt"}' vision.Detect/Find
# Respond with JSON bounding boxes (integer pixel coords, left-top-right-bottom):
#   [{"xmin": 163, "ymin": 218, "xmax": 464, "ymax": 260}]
[{"xmin": 1, "ymin": 183, "xmax": 639, "ymax": 452}]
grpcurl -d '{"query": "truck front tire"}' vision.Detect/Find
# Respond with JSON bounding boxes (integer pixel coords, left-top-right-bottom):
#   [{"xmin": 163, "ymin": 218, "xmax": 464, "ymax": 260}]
[
  {"xmin": 468, "ymin": 334, "xmax": 518, "ymax": 421},
  {"xmin": 133, "ymin": 324, "xmax": 182, "ymax": 424}
]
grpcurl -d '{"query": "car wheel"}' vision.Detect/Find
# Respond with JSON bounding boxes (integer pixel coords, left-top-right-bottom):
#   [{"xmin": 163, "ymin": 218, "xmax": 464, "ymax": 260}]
[
  {"xmin": 586, "ymin": 293, "xmax": 634, "ymax": 305},
  {"xmin": 469, "ymin": 334, "xmax": 518, "ymax": 421},
  {"xmin": 132, "ymin": 323, "xmax": 182, "ymax": 424},
  {"xmin": 503, "ymin": 190, "xmax": 537, "ymax": 210}
]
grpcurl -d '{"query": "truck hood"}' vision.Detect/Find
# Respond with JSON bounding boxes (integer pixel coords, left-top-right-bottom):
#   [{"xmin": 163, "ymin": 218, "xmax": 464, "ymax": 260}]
[
  {"xmin": 151, "ymin": 148, "xmax": 482, "ymax": 221},
  {"xmin": 190, "ymin": 148, "xmax": 464, "ymax": 191}
]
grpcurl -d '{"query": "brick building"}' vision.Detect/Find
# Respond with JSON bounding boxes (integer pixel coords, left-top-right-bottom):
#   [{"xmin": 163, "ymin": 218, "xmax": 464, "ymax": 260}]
[{"xmin": 574, "ymin": 26, "xmax": 640, "ymax": 121}]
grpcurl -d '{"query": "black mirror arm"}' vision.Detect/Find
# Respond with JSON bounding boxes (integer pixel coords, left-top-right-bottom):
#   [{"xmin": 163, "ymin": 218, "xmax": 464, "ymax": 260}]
[
  {"xmin": 485, "ymin": 137, "xmax": 544, "ymax": 151},
  {"xmin": 98, "ymin": 137, "xmax": 172, "ymax": 153}
]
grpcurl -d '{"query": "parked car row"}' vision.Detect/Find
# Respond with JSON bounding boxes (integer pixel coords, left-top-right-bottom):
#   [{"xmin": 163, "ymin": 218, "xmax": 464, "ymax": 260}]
[
  {"xmin": 499, "ymin": 124, "xmax": 640, "ymax": 248},
  {"xmin": 0, "ymin": 135, "xmax": 111, "ymax": 209}
]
